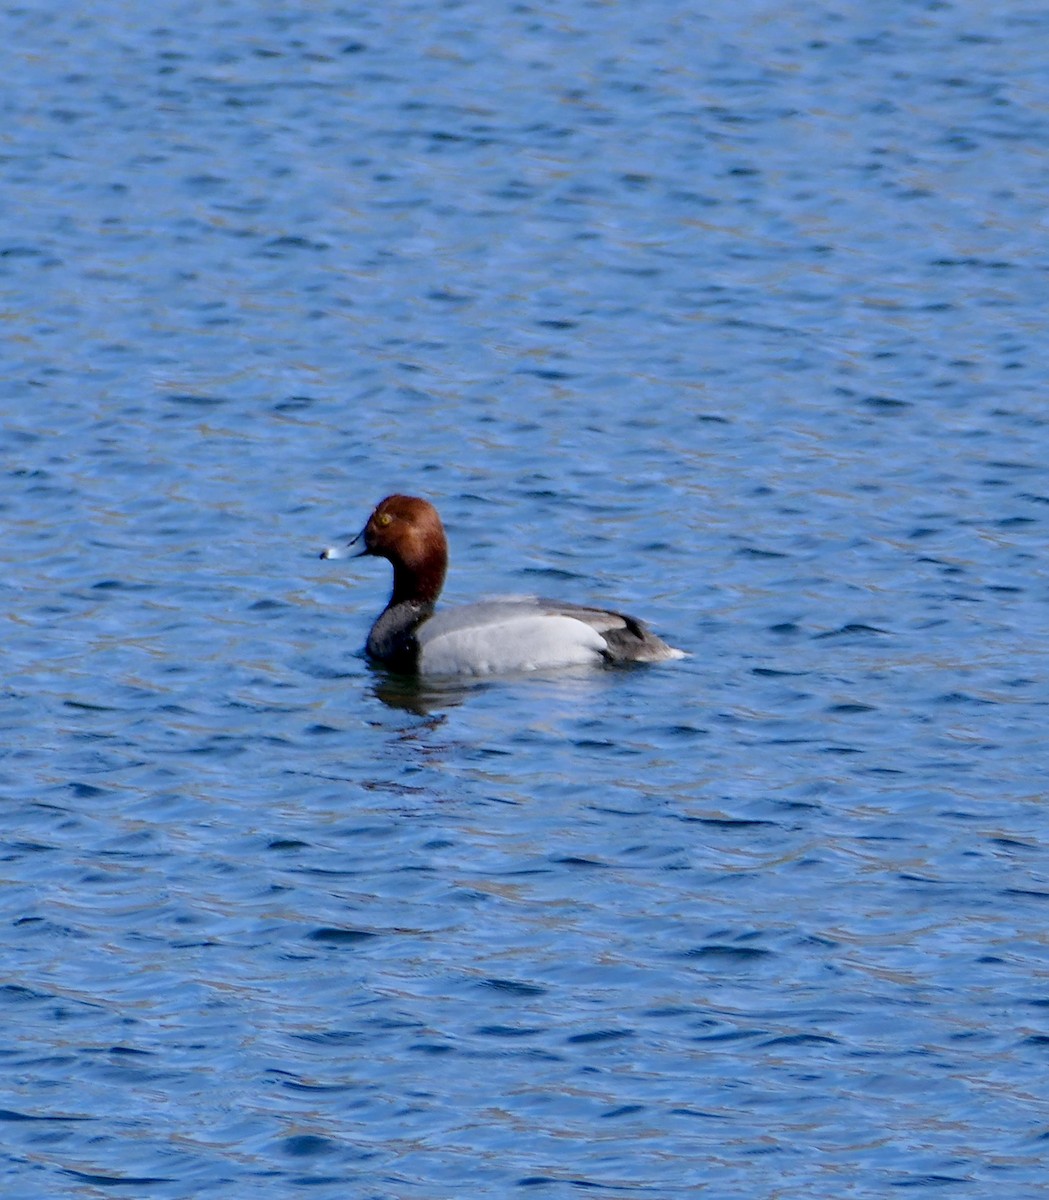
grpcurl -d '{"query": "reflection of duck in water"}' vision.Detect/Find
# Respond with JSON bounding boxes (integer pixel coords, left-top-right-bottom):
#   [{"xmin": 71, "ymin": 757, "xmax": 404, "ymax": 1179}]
[{"xmin": 322, "ymin": 495, "xmax": 684, "ymax": 677}]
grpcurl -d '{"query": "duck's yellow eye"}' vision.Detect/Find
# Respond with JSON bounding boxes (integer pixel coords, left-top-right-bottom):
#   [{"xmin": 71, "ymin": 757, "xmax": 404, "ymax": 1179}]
[{"xmin": 377, "ymin": 512, "xmax": 392, "ymax": 527}]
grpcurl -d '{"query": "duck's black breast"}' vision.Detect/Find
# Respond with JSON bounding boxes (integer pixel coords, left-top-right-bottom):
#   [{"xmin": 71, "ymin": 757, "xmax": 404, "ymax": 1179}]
[{"xmin": 366, "ymin": 600, "xmax": 431, "ymax": 672}]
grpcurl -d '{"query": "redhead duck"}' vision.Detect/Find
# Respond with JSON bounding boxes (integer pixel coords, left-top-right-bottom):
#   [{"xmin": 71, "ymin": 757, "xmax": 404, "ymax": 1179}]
[{"xmin": 321, "ymin": 495, "xmax": 685, "ymax": 676}]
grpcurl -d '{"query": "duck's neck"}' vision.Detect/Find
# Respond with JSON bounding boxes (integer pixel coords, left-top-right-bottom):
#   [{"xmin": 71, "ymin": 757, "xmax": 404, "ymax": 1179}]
[
  {"xmin": 368, "ymin": 550, "xmax": 445, "ymax": 670},
  {"xmin": 390, "ymin": 547, "xmax": 446, "ymax": 609}
]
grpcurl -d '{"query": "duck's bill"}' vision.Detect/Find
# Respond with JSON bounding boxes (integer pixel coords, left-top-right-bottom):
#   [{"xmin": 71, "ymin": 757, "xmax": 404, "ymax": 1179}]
[{"xmin": 320, "ymin": 531, "xmax": 368, "ymax": 560}]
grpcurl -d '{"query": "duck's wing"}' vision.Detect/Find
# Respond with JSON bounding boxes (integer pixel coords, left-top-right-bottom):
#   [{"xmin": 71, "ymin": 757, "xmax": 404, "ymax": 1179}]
[
  {"xmin": 533, "ymin": 598, "xmax": 685, "ymax": 663},
  {"xmin": 416, "ymin": 599, "xmax": 606, "ymax": 676},
  {"xmin": 417, "ymin": 596, "xmax": 683, "ymax": 670}
]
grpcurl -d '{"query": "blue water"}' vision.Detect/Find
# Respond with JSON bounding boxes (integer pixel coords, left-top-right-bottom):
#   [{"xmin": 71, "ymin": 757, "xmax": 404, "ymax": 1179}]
[{"xmin": 4, "ymin": 1, "xmax": 1049, "ymax": 1196}]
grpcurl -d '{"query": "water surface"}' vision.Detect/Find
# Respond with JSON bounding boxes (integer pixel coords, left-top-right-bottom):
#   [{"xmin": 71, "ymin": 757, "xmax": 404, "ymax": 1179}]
[{"xmin": 3, "ymin": 2, "xmax": 1049, "ymax": 1196}]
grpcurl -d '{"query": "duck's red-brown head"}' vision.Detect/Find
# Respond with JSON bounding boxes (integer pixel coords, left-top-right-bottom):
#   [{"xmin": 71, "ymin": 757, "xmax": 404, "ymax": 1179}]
[{"xmin": 352, "ymin": 494, "xmax": 448, "ymax": 606}]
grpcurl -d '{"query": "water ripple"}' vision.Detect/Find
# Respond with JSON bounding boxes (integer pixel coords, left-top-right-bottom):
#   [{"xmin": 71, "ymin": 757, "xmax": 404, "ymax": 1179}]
[{"xmin": 3, "ymin": 1, "xmax": 1049, "ymax": 1197}]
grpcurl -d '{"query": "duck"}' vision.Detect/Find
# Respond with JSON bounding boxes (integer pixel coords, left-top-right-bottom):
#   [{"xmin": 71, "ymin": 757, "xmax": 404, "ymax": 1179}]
[{"xmin": 321, "ymin": 494, "xmax": 685, "ymax": 676}]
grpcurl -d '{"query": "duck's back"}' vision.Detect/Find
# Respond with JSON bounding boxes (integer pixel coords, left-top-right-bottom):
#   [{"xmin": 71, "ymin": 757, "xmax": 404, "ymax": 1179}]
[{"xmin": 416, "ymin": 596, "xmax": 682, "ymax": 676}]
